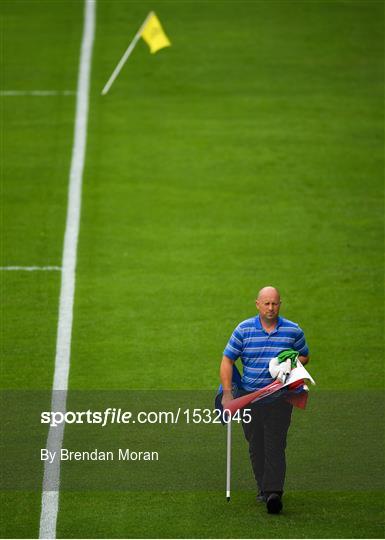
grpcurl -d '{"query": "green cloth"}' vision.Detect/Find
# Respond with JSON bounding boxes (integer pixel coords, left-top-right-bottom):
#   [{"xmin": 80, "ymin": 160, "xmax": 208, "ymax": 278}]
[{"xmin": 277, "ymin": 349, "xmax": 299, "ymax": 369}]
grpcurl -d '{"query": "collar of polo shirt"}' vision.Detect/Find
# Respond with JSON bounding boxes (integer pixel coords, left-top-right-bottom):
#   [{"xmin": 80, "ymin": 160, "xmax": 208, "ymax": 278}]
[{"xmin": 255, "ymin": 315, "xmax": 283, "ymax": 334}]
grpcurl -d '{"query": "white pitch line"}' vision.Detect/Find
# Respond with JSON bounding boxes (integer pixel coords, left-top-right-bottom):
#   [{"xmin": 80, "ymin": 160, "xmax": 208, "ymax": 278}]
[
  {"xmin": 38, "ymin": 1, "xmax": 95, "ymax": 539},
  {"xmin": 0, "ymin": 90, "xmax": 75, "ymax": 96},
  {"xmin": 0, "ymin": 266, "xmax": 61, "ymax": 271}
]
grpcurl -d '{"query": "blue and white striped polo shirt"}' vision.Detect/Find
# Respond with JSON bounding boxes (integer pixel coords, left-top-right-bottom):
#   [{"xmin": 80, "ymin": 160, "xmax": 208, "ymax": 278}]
[{"xmin": 223, "ymin": 316, "xmax": 309, "ymax": 391}]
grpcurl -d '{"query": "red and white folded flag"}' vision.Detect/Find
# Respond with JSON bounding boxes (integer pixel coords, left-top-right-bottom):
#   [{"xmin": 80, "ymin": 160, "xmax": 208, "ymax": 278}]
[{"xmin": 225, "ymin": 361, "xmax": 316, "ymax": 415}]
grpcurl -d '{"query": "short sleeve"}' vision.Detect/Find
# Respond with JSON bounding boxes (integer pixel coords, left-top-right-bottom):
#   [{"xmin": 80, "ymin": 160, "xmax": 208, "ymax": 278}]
[
  {"xmin": 293, "ymin": 326, "xmax": 309, "ymax": 356},
  {"xmin": 223, "ymin": 325, "xmax": 243, "ymax": 361}
]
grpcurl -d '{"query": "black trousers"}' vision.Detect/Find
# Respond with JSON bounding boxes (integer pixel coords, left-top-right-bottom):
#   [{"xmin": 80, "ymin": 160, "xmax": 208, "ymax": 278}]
[{"xmin": 240, "ymin": 393, "xmax": 293, "ymax": 495}]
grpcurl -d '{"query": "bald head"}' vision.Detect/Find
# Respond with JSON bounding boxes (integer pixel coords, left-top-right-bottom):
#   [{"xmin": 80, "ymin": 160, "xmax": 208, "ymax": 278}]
[
  {"xmin": 257, "ymin": 286, "xmax": 280, "ymax": 302},
  {"xmin": 256, "ymin": 286, "xmax": 281, "ymax": 326}
]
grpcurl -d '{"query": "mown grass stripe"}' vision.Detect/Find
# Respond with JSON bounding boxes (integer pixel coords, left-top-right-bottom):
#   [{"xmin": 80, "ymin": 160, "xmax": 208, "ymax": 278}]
[
  {"xmin": 0, "ymin": 266, "xmax": 61, "ymax": 271},
  {"xmin": 0, "ymin": 90, "xmax": 75, "ymax": 96}
]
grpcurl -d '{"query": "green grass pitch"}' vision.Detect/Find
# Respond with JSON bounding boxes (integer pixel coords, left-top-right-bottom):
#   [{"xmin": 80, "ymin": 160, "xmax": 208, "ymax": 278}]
[{"xmin": 1, "ymin": 0, "xmax": 383, "ymax": 538}]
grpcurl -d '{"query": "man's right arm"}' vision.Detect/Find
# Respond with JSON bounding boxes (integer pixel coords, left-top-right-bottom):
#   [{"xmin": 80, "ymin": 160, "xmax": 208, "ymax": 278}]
[{"xmin": 220, "ymin": 355, "xmax": 235, "ymax": 408}]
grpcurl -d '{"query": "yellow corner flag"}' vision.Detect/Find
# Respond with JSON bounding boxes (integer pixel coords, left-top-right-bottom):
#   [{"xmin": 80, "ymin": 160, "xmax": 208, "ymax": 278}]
[
  {"xmin": 141, "ymin": 12, "xmax": 171, "ymax": 54},
  {"xmin": 101, "ymin": 12, "xmax": 171, "ymax": 95}
]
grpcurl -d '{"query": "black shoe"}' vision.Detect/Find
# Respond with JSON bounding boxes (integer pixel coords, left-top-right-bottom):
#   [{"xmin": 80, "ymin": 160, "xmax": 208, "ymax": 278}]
[
  {"xmin": 256, "ymin": 491, "xmax": 267, "ymax": 503},
  {"xmin": 266, "ymin": 493, "xmax": 283, "ymax": 514}
]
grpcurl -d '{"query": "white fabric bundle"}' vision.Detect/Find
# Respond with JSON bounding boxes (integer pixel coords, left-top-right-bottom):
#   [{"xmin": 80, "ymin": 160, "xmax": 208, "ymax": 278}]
[{"xmin": 269, "ymin": 357, "xmax": 292, "ymax": 383}]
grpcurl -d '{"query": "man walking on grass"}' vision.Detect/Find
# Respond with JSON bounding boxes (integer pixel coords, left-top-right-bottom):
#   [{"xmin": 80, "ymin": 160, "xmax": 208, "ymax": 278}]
[{"xmin": 220, "ymin": 286, "xmax": 309, "ymax": 514}]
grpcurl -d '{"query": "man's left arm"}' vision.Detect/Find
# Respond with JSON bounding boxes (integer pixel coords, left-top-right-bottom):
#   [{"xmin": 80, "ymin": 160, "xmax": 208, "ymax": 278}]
[
  {"xmin": 298, "ymin": 355, "xmax": 309, "ymax": 365},
  {"xmin": 294, "ymin": 326, "xmax": 310, "ymax": 365}
]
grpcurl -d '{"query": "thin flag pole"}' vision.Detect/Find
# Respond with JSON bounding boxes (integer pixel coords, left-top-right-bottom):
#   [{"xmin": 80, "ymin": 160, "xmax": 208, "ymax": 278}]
[
  {"xmin": 101, "ymin": 11, "xmax": 154, "ymax": 95},
  {"xmin": 226, "ymin": 416, "xmax": 231, "ymax": 501}
]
